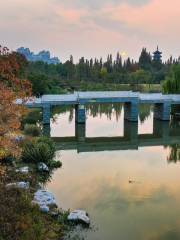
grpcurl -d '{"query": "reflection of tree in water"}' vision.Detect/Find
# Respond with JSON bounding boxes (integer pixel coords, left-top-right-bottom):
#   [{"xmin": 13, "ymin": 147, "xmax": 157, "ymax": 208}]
[
  {"xmin": 167, "ymin": 144, "xmax": 180, "ymax": 163},
  {"xmin": 167, "ymin": 119, "xmax": 180, "ymax": 163},
  {"xmin": 86, "ymin": 103, "xmax": 122, "ymax": 121},
  {"xmin": 68, "ymin": 108, "xmax": 74, "ymax": 122},
  {"xmin": 87, "ymin": 103, "xmax": 152, "ymax": 122},
  {"xmin": 51, "ymin": 104, "xmax": 123, "ymax": 122},
  {"xmin": 52, "ymin": 103, "xmax": 153, "ymax": 123},
  {"xmin": 51, "ymin": 105, "xmax": 74, "ymax": 123},
  {"xmin": 138, "ymin": 104, "xmax": 152, "ymax": 123}
]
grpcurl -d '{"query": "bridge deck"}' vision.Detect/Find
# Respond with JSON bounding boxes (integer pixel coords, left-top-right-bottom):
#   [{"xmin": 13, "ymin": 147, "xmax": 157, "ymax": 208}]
[
  {"xmin": 20, "ymin": 91, "xmax": 180, "ymax": 107},
  {"xmin": 78, "ymin": 91, "xmax": 138, "ymax": 98},
  {"xmin": 139, "ymin": 93, "xmax": 180, "ymax": 103}
]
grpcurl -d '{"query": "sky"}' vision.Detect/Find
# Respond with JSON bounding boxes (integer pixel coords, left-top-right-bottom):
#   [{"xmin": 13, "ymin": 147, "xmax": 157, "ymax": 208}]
[{"xmin": 0, "ymin": 0, "xmax": 180, "ymax": 62}]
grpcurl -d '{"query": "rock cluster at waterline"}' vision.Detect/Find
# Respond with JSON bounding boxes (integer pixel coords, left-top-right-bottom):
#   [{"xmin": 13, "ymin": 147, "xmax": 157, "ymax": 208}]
[
  {"xmin": 32, "ymin": 190, "xmax": 57, "ymax": 213},
  {"xmin": 9, "ymin": 165, "xmax": 91, "ymax": 227}
]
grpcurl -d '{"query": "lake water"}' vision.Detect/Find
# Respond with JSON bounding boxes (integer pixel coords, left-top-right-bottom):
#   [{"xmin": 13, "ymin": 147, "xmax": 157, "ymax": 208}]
[{"xmin": 47, "ymin": 104, "xmax": 180, "ymax": 240}]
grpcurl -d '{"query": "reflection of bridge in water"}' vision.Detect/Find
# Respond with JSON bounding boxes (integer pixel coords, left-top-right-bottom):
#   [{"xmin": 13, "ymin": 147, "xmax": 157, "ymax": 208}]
[
  {"xmin": 50, "ymin": 120, "xmax": 180, "ymax": 153},
  {"xmin": 21, "ymin": 91, "xmax": 180, "ymax": 152}
]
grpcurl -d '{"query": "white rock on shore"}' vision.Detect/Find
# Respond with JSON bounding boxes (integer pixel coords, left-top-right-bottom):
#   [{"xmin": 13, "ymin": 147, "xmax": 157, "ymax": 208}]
[
  {"xmin": 14, "ymin": 135, "xmax": 24, "ymax": 143},
  {"xmin": 32, "ymin": 190, "xmax": 57, "ymax": 213},
  {"xmin": 6, "ymin": 182, "xmax": 30, "ymax": 190},
  {"xmin": 16, "ymin": 166, "xmax": 29, "ymax": 174},
  {"xmin": 39, "ymin": 205, "xmax": 50, "ymax": 213},
  {"xmin": 38, "ymin": 162, "xmax": 49, "ymax": 172},
  {"xmin": 68, "ymin": 210, "xmax": 90, "ymax": 225}
]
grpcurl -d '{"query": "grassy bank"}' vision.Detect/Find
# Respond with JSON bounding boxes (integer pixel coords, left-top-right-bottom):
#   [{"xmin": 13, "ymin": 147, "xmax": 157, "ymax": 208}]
[
  {"xmin": 0, "ymin": 165, "xmax": 68, "ymax": 240},
  {"xmin": 57, "ymin": 82, "xmax": 162, "ymax": 93},
  {"xmin": 0, "ymin": 122, "xmax": 72, "ymax": 240},
  {"xmin": 78, "ymin": 83, "xmax": 162, "ymax": 92}
]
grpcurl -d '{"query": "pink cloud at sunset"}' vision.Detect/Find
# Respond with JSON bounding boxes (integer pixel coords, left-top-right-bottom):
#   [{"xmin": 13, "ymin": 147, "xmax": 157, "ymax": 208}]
[
  {"xmin": 0, "ymin": 0, "xmax": 179, "ymax": 61},
  {"xmin": 104, "ymin": 0, "xmax": 180, "ymax": 36}
]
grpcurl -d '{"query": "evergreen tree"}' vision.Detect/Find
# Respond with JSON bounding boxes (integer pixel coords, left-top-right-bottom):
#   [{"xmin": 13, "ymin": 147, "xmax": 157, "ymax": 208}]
[
  {"xmin": 115, "ymin": 52, "xmax": 122, "ymax": 72},
  {"xmin": 139, "ymin": 48, "xmax": 152, "ymax": 70}
]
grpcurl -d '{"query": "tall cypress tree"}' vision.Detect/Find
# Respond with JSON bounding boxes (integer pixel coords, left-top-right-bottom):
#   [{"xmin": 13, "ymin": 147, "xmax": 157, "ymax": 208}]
[{"xmin": 139, "ymin": 48, "xmax": 152, "ymax": 70}]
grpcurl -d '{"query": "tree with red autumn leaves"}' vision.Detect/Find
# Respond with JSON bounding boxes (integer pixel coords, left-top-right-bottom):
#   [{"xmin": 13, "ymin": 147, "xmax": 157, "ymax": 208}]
[{"xmin": 0, "ymin": 45, "xmax": 32, "ymax": 159}]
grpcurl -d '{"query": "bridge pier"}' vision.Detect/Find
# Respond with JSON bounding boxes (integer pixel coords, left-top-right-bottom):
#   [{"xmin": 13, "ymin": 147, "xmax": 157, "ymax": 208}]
[
  {"xmin": 43, "ymin": 104, "xmax": 51, "ymax": 124},
  {"xmin": 153, "ymin": 119, "xmax": 170, "ymax": 139},
  {"xmin": 154, "ymin": 102, "xmax": 171, "ymax": 121},
  {"xmin": 75, "ymin": 104, "xmax": 86, "ymax": 124},
  {"xmin": 124, "ymin": 100, "xmax": 138, "ymax": 122},
  {"xmin": 75, "ymin": 123, "xmax": 86, "ymax": 142},
  {"xmin": 43, "ymin": 124, "xmax": 51, "ymax": 137},
  {"xmin": 124, "ymin": 120, "xmax": 138, "ymax": 139}
]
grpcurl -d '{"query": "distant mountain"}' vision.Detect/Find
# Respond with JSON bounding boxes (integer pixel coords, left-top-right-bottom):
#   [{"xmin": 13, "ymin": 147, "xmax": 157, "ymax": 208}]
[{"xmin": 17, "ymin": 47, "xmax": 60, "ymax": 64}]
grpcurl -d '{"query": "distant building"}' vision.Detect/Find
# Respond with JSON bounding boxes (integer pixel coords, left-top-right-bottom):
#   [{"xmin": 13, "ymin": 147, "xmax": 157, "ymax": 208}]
[
  {"xmin": 153, "ymin": 46, "xmax": 162, "ymax": 62},
  {"xmin": 17, "ymin": 47, "xmax": 60, "ymax": 64}
]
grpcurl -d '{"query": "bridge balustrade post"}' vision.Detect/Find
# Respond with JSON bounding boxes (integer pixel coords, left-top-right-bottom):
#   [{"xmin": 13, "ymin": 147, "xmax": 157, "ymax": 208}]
[
  {"xmin": 75, "ymin": 104, "xmax": 86, "ymax": 124},
  {"xmin": 43, "ymin": 104, "xmax": 51, "ymax": 124},
  {"xmin": 124, "ymin": 100, "xmax": 138, "ymax": 122},
  {"xmin": 154, "ymin": 101, "xmax": 171, "ymax": 121}
]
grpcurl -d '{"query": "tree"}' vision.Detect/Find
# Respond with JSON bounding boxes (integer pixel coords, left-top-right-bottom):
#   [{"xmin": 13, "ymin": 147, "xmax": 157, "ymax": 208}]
[
  {"xmin": 28, "ymin": 73, "xmax": 49, "ymax": 96},
  {"xmin": 115, "ymin": 52, "xmax": 122, "ymax": 72},
  {"xmin": 139, "ymin": 48, "xmax": 152, "ymax": 70},
  {"xmin": 76, "ymin": 57, "xmax": 87, "ymax": 81},
  {"xmin": 162, "ymin": 64, "xmax": 180, "ymax": 94},
  {"xmin": 130, "ymin": 69, "xmax": 152, "ymax": 88},
  {"xmin": 104, "ymin": 54, "xmax": 113, "ymax": 73},
  {"xmin": 100, "ymin": 67, "xmax": 108, "ymax": 81},
  {"xmin": 0, "ymin": 46, "xmax": 31, "ymax": 159},
  {"xmin": 124, "ymin": 57, "xmax": 132, "ymax": 72},
  {"xmin": 63, "ymin": 55, "xmax": 75, "ymax": 80}
]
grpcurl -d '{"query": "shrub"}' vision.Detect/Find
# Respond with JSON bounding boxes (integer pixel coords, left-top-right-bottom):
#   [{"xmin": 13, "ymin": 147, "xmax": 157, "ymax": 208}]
[
  {"xmin": 1, "ymin": 155, "xmax": 16, "ymax": 165},
  {"xmin": 21, "ymin": 109, "xmax": 42, "ymax": 126},
  {"xmin": 24, "ymin": 124, "xmax": 41, "ymax": 137},
  {"xmin": 21, "ymin": 137, "xmax": 56, "ymax": 164},
  {"xmin": 48, "ymin": 160, "xmax": 62, "ymax": 169},
  {"xmin": 36, "ymin": 137, "xmax": 56, "ymax": 159},
  {"xmin": 22, "ymin": 142, "xmax": 52, "ymax": 164}
]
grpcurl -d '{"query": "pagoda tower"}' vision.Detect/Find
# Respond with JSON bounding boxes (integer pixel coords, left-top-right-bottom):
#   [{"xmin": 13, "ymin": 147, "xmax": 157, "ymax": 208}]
[{"xmin": 153, "ymin": 46, "xmax": 162, "ymax": 62}]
